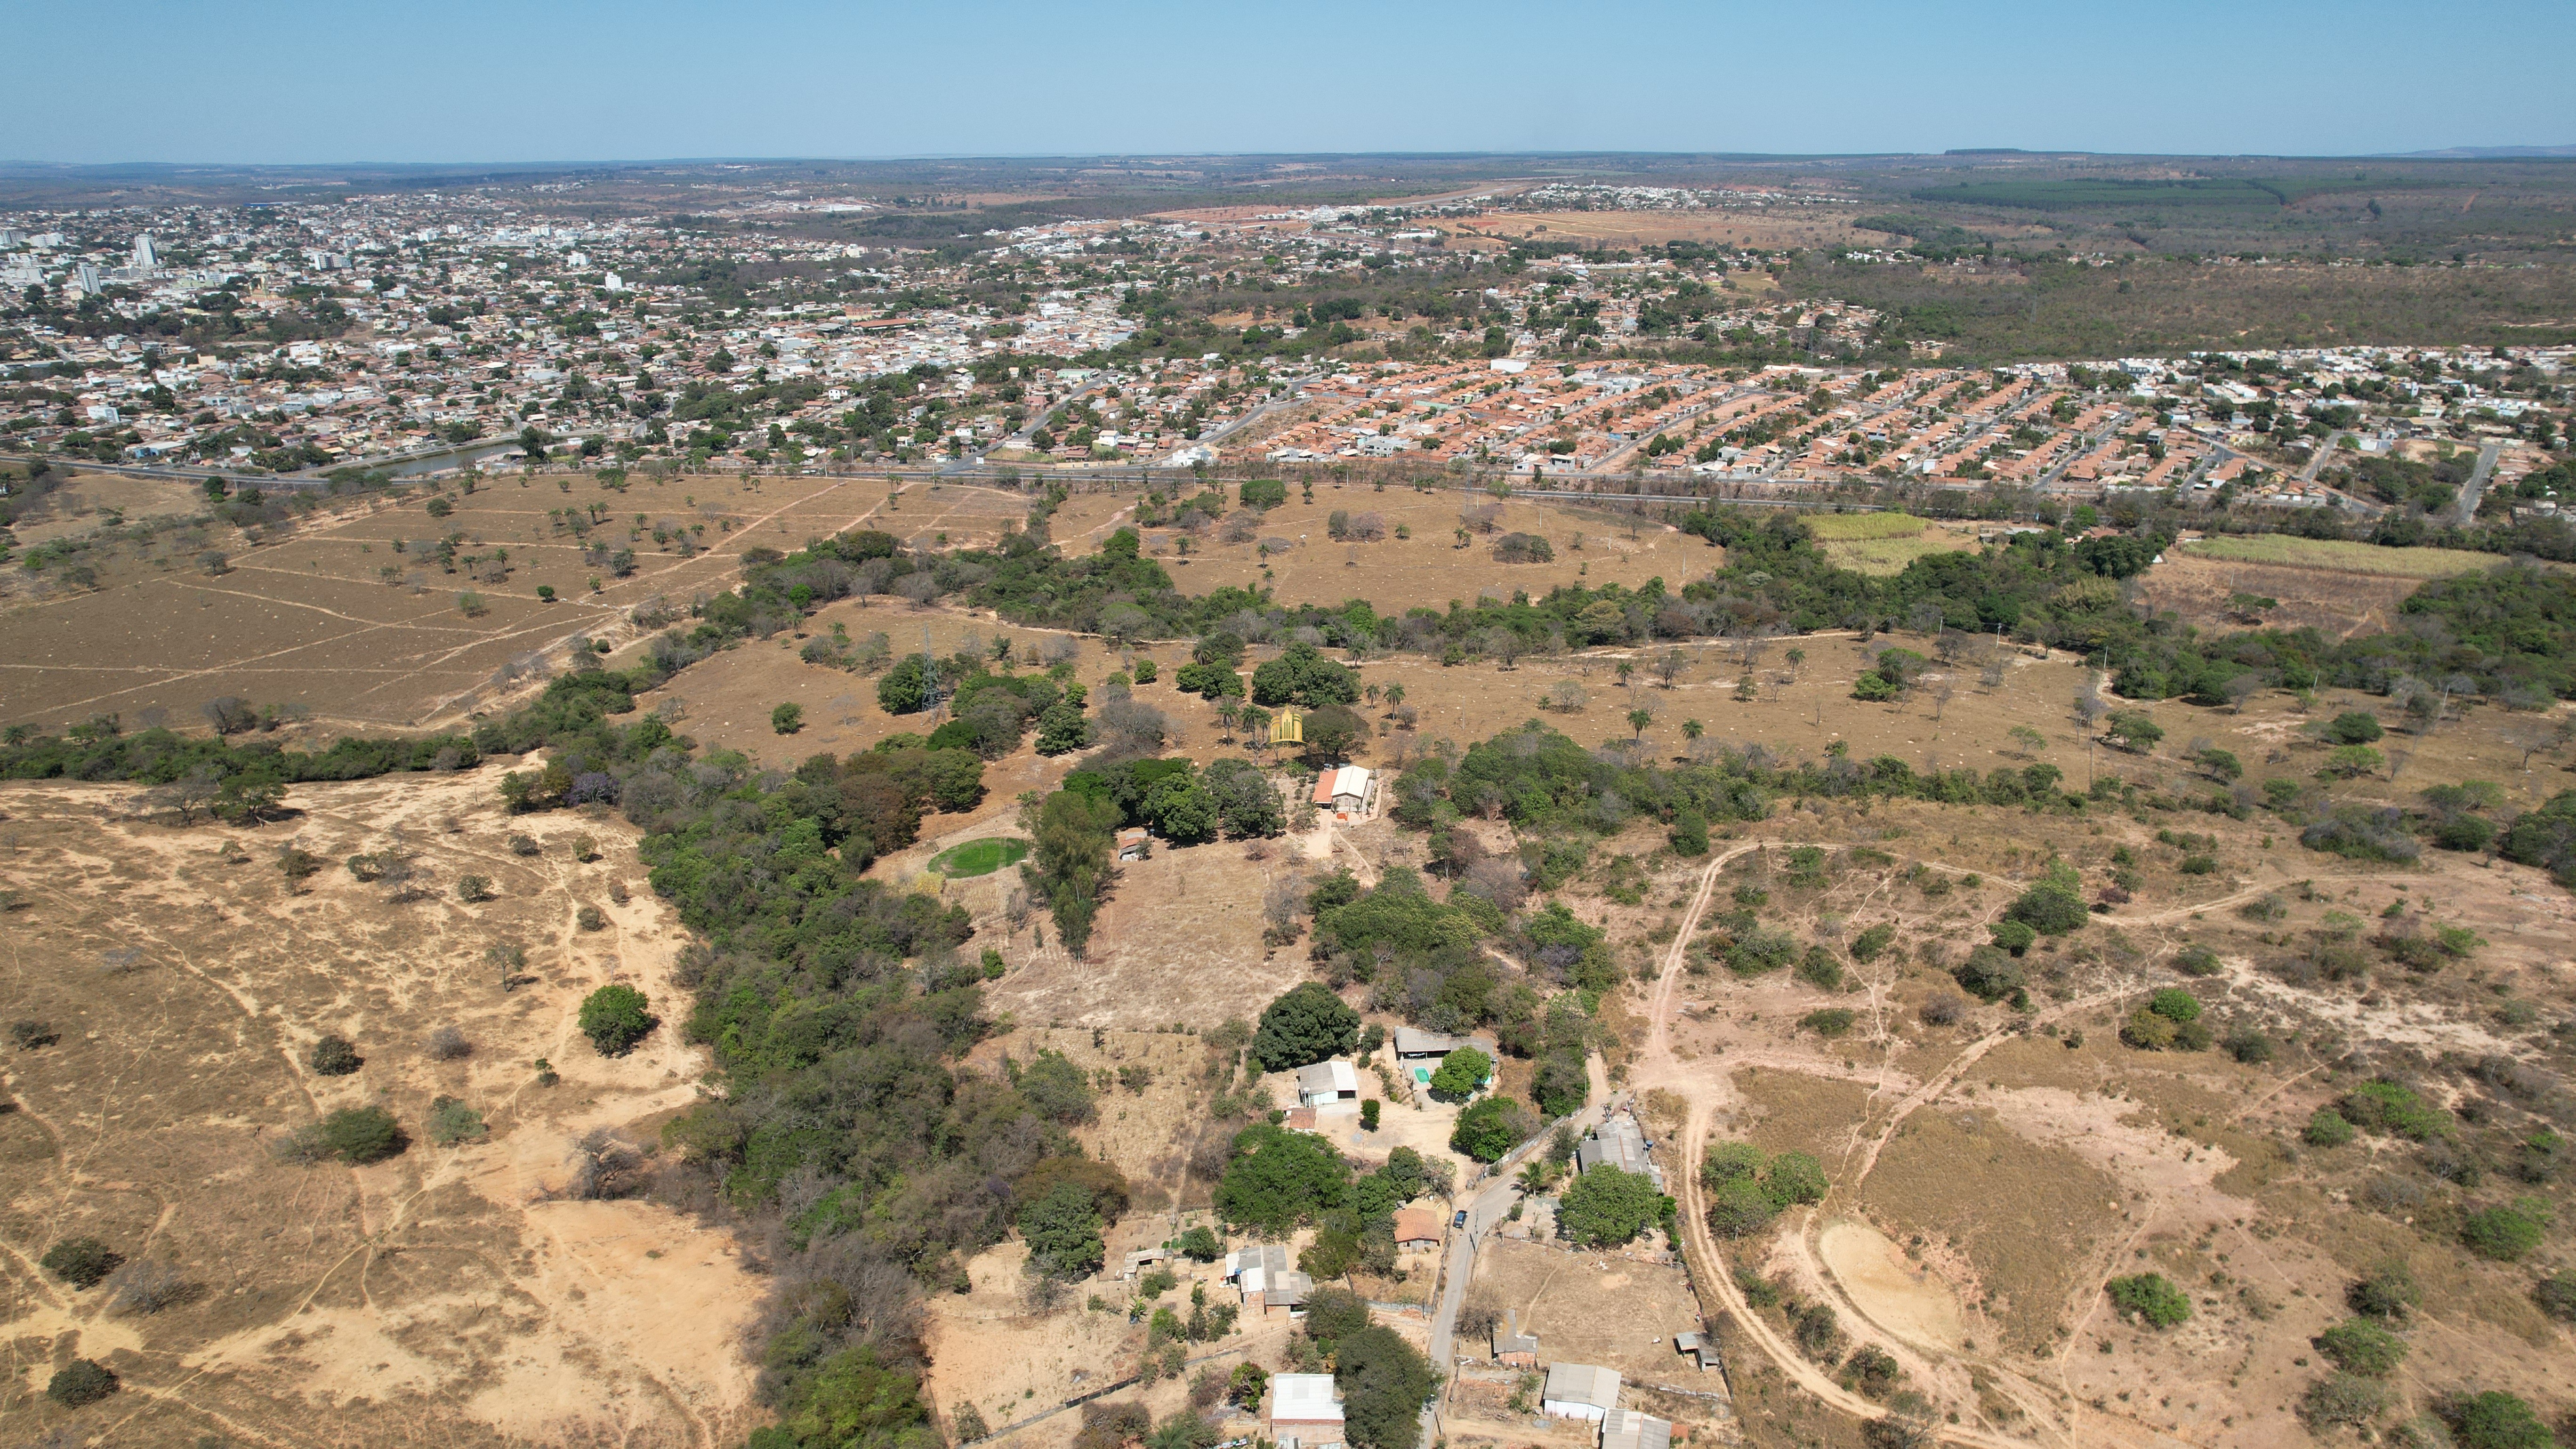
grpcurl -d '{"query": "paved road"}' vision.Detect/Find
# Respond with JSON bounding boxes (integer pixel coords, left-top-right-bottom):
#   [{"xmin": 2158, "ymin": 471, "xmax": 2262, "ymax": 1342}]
[
  {"xmin": 2455, "ymin": 439, "xmax": 2504, "ymax": 525},
  {"xmin": 1417, "ymin": 1081, "xmax": 1618, "ymax": 1444},
  {"xmin": 2296, "ymin": 431, "xmax": 2341, "ymax": 483}
]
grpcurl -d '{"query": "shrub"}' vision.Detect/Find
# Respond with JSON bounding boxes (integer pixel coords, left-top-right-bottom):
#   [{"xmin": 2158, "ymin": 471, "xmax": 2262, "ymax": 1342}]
[
  {"xmin": 1952, "ymin": 945, "xmax": 2023, "ymax": 1001},
  {"xmin": 2147, "ymin": 988, "xmax": 2201, "ymax": 1022},
  {"xmin": 428, "ymin": 1025, "xmax": 471, "ymax": 1061},
  {"xmin": 2315, "ymin": 1318, "xmax": 2407, "ymax": 1377},
  {"xmin": 1705, "ymin": 1174, "xmax": 1778, "ymax": 1239},
  {"xmin": 1986, "ymin": 918, "xmax": 2037, "ymax": 956},
  {"xmin": 1801, "ymin": 1008, "xmax": 1857, "ymax": 1038},
  {"xmin": 1765, "ymin": 1152, "xmax": 1828, "ymax": 1207},
  {"xmin": 2347, "ymin": 1263, "xmax": 2420, "ymax": 1320},
  {"xmin": 2342, "ymin": 1080, "xmax": 2451, "ymax": 1141},
  {"xmin": 772, "ymin": 702, "xmax": 804, "ymax": 734},
  {"xmin": 2120, "ymin": 1008, "xmax": 2179, "ymax": 1050},
  {"xmin": 2302, "ymin": 805, "xmax": 2417, "ymax": 860},
  {"xmin": 577, "ymin": 983, "xmax": 657, "ymax": 1055},
  {"xmin": 2004, "ymin": 869, "xmax": 2089, "ymax": 935},
  {"xmin": 106, "ymin": 1258, "xmax": 187, "ymax": 1315},
  {"xmin": 308, "ymin": 1034, "xmax": 363, "ymax": 1076},
  {"xmin": 2459, "ymin": 1199, "xmax": 2550, "ymax": 1261},
  {"xmin": 508, "ymin": 833, "xmax": 541, "ymax": 855},
  {"xmin": 1795, "ymin": 945, "xmax": 1844, "ymax": 991},
  {"xmin": 281, "ymin": 1104, "xmax": 405, "ymax": 1166},
  {"xmin": 427, "ymin": 1096, "xmax": 489, "ymax": 1146},
  {"xmin": 2305, "ymin": 1109, "xmax": 2356, "ymax": 1147},
  {"xmin": 2171, "ymin": 945, "xmax": 2222, "ymax": 977},
  {"xmin": 576, "ymin": 903, "xmax": 609, "ymax": 931},
  {"xmin": 41, "ymin": 1236, "xmax": 123, "ymax": 1289},
  {"xmin": 2301, "ymin": 1372, "xmax": 2392, "ymax": 1430},
  {"xmin": 10, "ymin": 1018, "xmax": 60, "ymax": 1048},
  {"xmin": 1175, "ymin": 1225, "xmax": 1224, "ymax": 1262},
  {"xmin": 1918, "ymin": 994, "xmax": 1966, "ymax": 1026},
  {"xmin": 1727, "ymin": 927, "xmax": 1800, "ymax": 977},
  {"xmin": 2533, "ymin": 1270, "xmax": 2576, "ymax": 1322},
  {"xmin": 2222, "ymin": 1027, "xmax": 2275, "ymax": 1064},
  {"xmin": 1848, "ymin": 923, "xmax": 1895, "ymax": 963},
  {"xmin": 456, "ymin": 873, "xmax": 495, "ymax": 902},
  {"xmin": 2448, "ymin": 1391, "xmax": 2553, "ymax": 1449},
  {"xmin": 2323, "ymin": 711, "xmax": 2384, "ymax": 744},
  {"xmin": 2105, "ymin": 1272, "xmax": 2190, "ymax": 1327},
  {"xmin": 1359, "ymin": 1098, "xmax": 1380, "ymax": 1131},
  {"xmin": 46, "ymin": 1357, "xmax": 118, "ymax": 1407}
]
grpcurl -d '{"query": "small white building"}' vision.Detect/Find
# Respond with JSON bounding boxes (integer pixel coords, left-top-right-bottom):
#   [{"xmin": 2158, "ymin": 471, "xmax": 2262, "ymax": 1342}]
[
  {"xmin": 1270, "ymin": 1372, "xmax": 1344, "ymax": 1449},
  {"xmin": 1542, "ymin": 1362, "xmax": 1622, "ymax": 1421},
  {"xmin": 1296, "ymin": 1059, "xmax": 1361, "ymax": 1107}
]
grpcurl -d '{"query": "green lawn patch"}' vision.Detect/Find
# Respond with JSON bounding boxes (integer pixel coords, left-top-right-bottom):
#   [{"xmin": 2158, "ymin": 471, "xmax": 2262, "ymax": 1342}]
[{"xmin": 928, "ymin": 837, "xmax": 1031, "ymax": 877}]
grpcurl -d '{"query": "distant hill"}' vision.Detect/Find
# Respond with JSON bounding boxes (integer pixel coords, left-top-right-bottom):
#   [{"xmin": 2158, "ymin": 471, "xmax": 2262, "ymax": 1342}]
[{"xmin": 2387, "ymin": 144, "xmax": 2576, "ymax": 159}]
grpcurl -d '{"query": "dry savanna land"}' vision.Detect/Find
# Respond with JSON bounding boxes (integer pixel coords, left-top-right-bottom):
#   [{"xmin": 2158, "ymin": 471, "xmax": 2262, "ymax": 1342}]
[{"xmin": 7, "ymin": 470, "xmax": 2576, "ymax": 1449}]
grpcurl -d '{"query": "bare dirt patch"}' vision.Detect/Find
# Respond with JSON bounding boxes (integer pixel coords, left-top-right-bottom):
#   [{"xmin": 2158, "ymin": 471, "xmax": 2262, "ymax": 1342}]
[{"xmin": 0, "ymin": 768, "xmax": 757, "ymax": 1446}]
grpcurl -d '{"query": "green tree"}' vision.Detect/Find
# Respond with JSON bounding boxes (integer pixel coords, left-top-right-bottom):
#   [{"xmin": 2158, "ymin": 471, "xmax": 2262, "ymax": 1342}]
[
  {"xmin": 1019, "ymin": 1179, "xmax": 1107, "ymax": 1278},
  {"xmin": 1449, "ymin": 1096, "xmax": 1523, "ymax": 1162},
  {"xmin": 1215, "ymin": 1120, "xmax": 1351, "ymax": 1233},
  {"xmin": 1427, "ymin": 1047, "xmax": 1491, "ymax": 1102},
  {"xmin": 2104, "ymin": 710, "xmax": 2163, "ymax": 753},
  {"xmin": 2106, "ymin": 1272, "xmax": 2190, "ymax": 1328},
  {"xmin": 40, "ymin": 1237, "xmax": 122, "ymax": 1289},
  {"xmin": 2324, "ymin": 711, "xmax": 2384, "ymax": 744},
  {"xmin": 1176, "ymin": 1225, "xmax": 1224, "ymax": 1261},
  {"xmin": 577, "ymin": 983, "xmax": 657, "ymax": 1055},
  {"xmin": 1298, "ymin": 703, "xmax": 1367, "ymax": 765},
  {"xmin": 772, "ymin": 702, "xmax": 804, "ymax": 734},
  {"xmin": 1024, "ymin": 789, "xmax": 1121, "ymax": 957},
  {"xmin": 1556, "ymin": 1165, "xmax": 1664, "ymax": 1247},
  {"xmin": 1335, "ymin": 1322, "xmax": 1439, "ymax": 1449},
  {"xmin": 877, "ymin": 654, "xmax": 930, "ymax": 714},
  {"xmin": 1251, "ymin": 643, "xmax": 1361, "ymax": 708},
  {"xmin": 1252, "ymin": 982, "xmax": 1360, "ymax": 1070},
  {"xmin": 46, "ymin": 1358, "xmax": 118, "ymax": 1407}
]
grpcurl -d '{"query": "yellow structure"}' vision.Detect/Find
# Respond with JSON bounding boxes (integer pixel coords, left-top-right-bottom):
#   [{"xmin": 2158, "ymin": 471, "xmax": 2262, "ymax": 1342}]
[{"xmin": 1272, "ymin": 706, "xmax": 1304, "ymax": 745}]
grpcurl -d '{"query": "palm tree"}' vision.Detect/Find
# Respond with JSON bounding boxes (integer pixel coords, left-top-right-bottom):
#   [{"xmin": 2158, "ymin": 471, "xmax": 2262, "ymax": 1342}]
[
  {"xmin": 1683, "ymin": 718, "xmax": 1705, "ymax": 742},
  {"xmin": 1216, "ymin": 700, "xmax": 1239, "ymax": 741},
  {"xmin": 1627, "ymin": 708, "xmax": 1652, "ymax": 741},
  {"xmin": 1516, "ymin": 1160, "xmax": 1553, "ymax": 1195},
  {"xmin": 1384, "ymin": 684, "xmax": 1406, "ymax": 709}
]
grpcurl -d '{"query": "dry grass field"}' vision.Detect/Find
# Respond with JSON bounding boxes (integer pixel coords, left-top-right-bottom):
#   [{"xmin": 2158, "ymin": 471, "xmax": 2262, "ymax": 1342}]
[
  {"xmin": 1043, "ymin": 485, "xmax": 1707, "ymax": 611},
  {"xmin": 1435, "ymin": 209, "xmax": 1868, "ymax": 254},
  {"xmin": 0, "ymin": 765, "xmax": 757, "ymax": 1446},
  {"xmin": 2177, "ymin": 534, "xmax": 2504, "ymax": 578},
  {"xmin": 0, "ymin": 472, "xmax": 1046, "ymax": 734},
  {"xmin": 2135, "ymin": 549, "xmax": 2425, "ymax": 639}
]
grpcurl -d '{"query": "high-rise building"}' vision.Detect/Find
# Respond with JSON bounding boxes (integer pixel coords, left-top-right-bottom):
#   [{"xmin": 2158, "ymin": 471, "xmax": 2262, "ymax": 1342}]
[
  {"xmin": 132, "ymin": 234, "xmax": 158, "ymax": 270},
  {"xmin": 75, "ymin": 262, "xmax": 103, "ymax": 295}
]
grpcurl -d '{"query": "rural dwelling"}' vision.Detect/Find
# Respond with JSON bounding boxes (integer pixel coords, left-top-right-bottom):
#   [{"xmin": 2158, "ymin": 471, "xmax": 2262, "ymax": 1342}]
[
  {"xmin": 1576, "ymin": 1117, "xmax": 1665, "ymax": 1189},
  {"xmin": 1392, "ymin": 1027, "xmax": 1499, "ymax": 1068},
  {"xmin": 1599, "ymin": 1409, "xmax": 1673, "ymax": 1449},
  {"xmin": 1493, "ymin": 1309, "xmax": 1540, "ymax": 1367},
  {"xmin": 1391, "ymin": 1207, "xmax": 1443, "ymax": 1250},
  {"xmin": 1119, "ymin": 1247, "xmax": 1168, "ymax": 1280},
  {"xmin": 1225, "ymin": 1243, "xmax": 1313, "ymax": 1313},
  {"xmin": 1542, "ymin": 1362, "xmax": 1622, "ymax": 1420},
  {"xmin": 1311, "ymin": 765, "xmax": 1376, "ymax": 821},
  {"xmin": 1269, "ymin": 1372, "xmax": 1345, "ymax": 1449},
  {"xmin": 1296, "ymin": 1059, "xmax": 1361, "ymax": 1107},
  {"xmin": 1673, "ymin": 1330, "xmax": 1717, "ymax": 1371},
  {"xmin": 1116, "ymin": 827, "xmax": 1151, "ymax": 861}
]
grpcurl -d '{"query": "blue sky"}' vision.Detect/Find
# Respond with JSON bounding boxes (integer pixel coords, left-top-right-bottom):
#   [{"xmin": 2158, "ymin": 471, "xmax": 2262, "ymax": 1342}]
[{"xmin": 11, "ymin": 0, "xmax": 2571, "ymax": 163}]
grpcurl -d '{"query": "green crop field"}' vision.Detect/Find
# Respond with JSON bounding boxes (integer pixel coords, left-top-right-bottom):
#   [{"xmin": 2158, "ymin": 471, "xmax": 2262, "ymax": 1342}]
[
  {"xmin": 928, "ymin": 837, "xmax": 1031, "ymax": 877},
  {"xmin": 1805, "ymin": 511, "xmax": 1927, "ymax": 541},
  {"xmin": 2179, "ymin": 534, "xmax": 2503, "ymax": 579}
]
